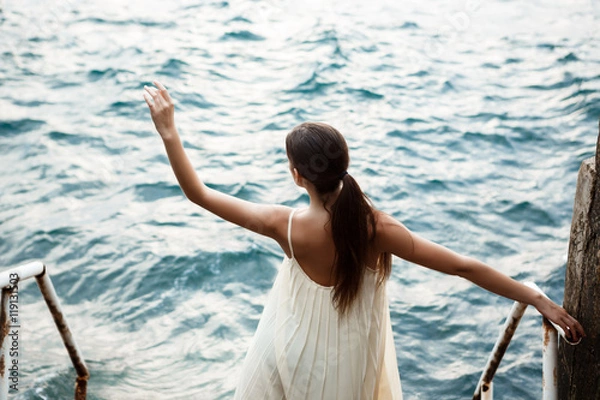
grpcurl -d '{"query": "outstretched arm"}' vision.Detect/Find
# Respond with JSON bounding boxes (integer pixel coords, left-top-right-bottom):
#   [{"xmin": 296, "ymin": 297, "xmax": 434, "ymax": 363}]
[
  {"xmin": 375, "ymin": 212, "xmax": 586, "ymax": 342},
  {"xmin": 143, "ymin": 81, "xmax": 288, "ymax": 239}
]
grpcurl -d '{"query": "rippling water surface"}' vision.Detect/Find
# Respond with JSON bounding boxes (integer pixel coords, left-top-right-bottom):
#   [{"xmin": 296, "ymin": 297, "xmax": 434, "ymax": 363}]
[{"xmin": 1, "ymin": 0, "xmax": 599, "ymax": 398}]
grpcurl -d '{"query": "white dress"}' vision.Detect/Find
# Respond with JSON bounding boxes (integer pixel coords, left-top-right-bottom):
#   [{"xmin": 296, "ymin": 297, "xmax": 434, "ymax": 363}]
[{"xmin": 234, "ymin": 209, "xmax": 403, "ymax": 399}]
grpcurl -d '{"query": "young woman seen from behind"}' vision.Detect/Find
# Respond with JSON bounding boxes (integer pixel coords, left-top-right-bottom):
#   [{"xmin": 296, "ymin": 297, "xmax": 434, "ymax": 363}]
[{"xmin": 143, "ymin": 81, "xmax": 585, "ymax": 400}]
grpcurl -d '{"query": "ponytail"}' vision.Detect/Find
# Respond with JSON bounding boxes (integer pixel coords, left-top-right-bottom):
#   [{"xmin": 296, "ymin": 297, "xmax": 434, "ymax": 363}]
[{"xmin": 330, "ymin": 173, "xmax": 390, "ymax": 315}]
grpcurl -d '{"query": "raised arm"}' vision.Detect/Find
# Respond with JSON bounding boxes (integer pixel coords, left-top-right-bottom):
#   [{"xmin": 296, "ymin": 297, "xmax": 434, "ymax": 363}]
[
  {"xmin": 143, "ymin": 81, "xmax": 289, "ymax": 240},
  {"xmin": 375, "ymin": 212, "xmax": 586, "ymax": 342}
]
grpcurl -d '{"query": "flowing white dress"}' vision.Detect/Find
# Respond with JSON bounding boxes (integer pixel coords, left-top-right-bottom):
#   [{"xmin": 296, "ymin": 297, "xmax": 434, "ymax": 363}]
[{"xmin": 234, "ymin": 209, "xmax": 403, "ymax": 399}]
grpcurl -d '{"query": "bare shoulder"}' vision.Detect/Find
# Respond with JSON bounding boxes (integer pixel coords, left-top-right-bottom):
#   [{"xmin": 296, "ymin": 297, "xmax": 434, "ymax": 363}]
[
  {"xmin": 265, "ymin": 205, "xmax": 294, "ymax": 239},
  {"xmin": 373, "ymin": 210, "xmax": 405, "ymax": 235},
  {"xmin": 373, "ymin": 210, "xmax": 414, "ymax": 258}
]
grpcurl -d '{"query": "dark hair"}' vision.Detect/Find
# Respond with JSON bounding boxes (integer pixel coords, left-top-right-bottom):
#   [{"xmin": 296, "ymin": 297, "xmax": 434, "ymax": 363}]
[{"xmin": 285, "ymin": 122, "xmax": 391, "ymax": 315}]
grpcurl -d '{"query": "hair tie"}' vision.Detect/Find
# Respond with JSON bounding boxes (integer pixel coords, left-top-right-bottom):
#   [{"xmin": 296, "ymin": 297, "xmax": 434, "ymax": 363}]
[{"xmin": 339, "ymin": 171, "xmax": 348, "ymax": 180}]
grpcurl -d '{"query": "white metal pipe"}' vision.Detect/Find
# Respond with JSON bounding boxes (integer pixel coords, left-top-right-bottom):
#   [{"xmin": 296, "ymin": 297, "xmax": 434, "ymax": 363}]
[
  {"xmin": 524, "ymin": 282, "xmax": 581, "ymax": 345},
  {"xmin": 35, "ymin": 269, "xmax": 89, "ymax": 398},
  {"xmin": 481, "ymin": 381, "xmax": 493, "ymax": 400},
  {"xmin": 472, "ymin": 301, "xmax": 528, "ymax": 400},
  {"xmin": 0, "ymin": 289, "xmax": 10, "ymax": 400},
  {"xmin": 542, "ymin": 318, "xmax": 558, "ymax": 400},
  {"xmin": 0, "ymin": 262, "xmax": 88, "ymax": 398},
  {"xmin": 0, "ymin": 261, "xmax": 44, "ymax": 288}
]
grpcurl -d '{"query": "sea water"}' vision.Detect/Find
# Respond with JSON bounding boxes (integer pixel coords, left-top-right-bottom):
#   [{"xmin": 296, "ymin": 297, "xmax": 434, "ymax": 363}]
[{"xmin": 0, "ymin": 0, "xmax": 599, "ymax": 398}]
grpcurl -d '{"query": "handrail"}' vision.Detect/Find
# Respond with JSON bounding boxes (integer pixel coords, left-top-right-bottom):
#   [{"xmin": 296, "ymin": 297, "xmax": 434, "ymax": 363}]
[
  {"xmin": 472, "ymin": 282, "xmax": 580, "ymax": 400},
  {"xmin": 0, "ymin": 261, "xmax": 88, "ymax": 399}
]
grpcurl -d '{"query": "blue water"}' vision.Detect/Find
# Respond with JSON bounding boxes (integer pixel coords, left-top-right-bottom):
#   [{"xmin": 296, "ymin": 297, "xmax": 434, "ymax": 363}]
[{"xmin": 1, "ymin": 0, "xmax": 599, "ymax": 398}]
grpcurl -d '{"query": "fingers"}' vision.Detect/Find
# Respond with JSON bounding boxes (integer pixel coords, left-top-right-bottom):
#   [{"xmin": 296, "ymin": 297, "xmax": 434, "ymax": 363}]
[
  {"xmin": 561, "ymin": 316, "xmax": 576, "ymax": 341},
  {"xmin": 569, "ymin": 319, "xmax": 586, "ymax": 341},
  {"xmin": 144, "ymin": 85, "xmax": 167, "ymax": 109},
  {"xmin": 143, "ymin": 92, "xmax": 154, "ymax": 109},
  {"xmin": 143, "ymin": 81, "xmax": 173, "ymax": 115},
  {"xmin": 565, "ymin": 314, "xmax": 586, "ymax": 338},
  {"xmin": 153, "ymin": 80, "xmax": 172, "ymax": 102},
  {"xmin": 144, "ymin": 85, "xmax": 159, "ymax": 97},
  {"xmin": 562, "ymin": 315, "xmax": 586, "ymax": 342},
  {"xmin": 565, "ymin": 325, "xmax": 574, "ymax": 341}
]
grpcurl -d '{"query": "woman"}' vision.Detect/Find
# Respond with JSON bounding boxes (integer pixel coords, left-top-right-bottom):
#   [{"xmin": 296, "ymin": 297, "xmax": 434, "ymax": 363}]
[{"xmin": 143, "ymin": 81, "xmax": 585, "ymax": 399}]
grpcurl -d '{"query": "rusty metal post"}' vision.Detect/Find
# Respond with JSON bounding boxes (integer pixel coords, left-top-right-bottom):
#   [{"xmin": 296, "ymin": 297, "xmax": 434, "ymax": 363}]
[
  {"xmin": 542, "ymin": 318, "xmax": 558, "ymax": 400},
  {"xmin": 480, "ymin": 381, "xmax": 493, "ymax": 400},
  {"xmin": 472, "ymin": 301, "xmax": 528, "ymax": 400},
  {"xmin": 473, "ymin": 282, "xmax": 582, "ymax": 399},
  {"xmin": 0, "ymin": 261, "xmax": 44, "ymax": 400},
  {"xmin": 35, "ymin": 268, "xmax": 89, "ymax": 400},
  {"xmin": 0, "ymin": 289, "xmax": 10, "ymax": 400},
  {"xmin": 0, "ymin": 262, "xmax": 88, "ymax": 399},
  {"xmin": 0, "ymin": 261, "xmax": 44, "ymax": 288}
]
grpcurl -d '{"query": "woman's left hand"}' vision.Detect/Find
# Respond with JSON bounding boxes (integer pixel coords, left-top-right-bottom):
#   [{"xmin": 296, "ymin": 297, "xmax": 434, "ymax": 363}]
[
  {"xmin": 535, "ymin": 297, "xmax": 586, "ymax": 342},
  {"xmin": 143, "ymin": 81, "xmax": 177, "ymax": 140}
]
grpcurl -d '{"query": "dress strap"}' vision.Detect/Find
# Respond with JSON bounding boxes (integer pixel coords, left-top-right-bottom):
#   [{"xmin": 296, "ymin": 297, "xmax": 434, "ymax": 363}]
[{"xmin": 287, "ymin": 208, "xmax": 297, "ymax": 259}]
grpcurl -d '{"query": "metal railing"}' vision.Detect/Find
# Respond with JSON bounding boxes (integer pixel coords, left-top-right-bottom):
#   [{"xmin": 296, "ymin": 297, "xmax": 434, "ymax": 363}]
[
  {"xmin": 472, "ymin": 282, "xmax": 580, "ymax": 400},
  {"xmin": 0, "ymin": 261, "xmax": 89, "ymax": 400}
]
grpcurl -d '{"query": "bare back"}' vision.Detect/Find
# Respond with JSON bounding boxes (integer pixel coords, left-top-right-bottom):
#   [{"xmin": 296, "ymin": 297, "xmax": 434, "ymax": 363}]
[{"xmin": 282, "ymin": 208, "xmax": 380, "ymax": 287}]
